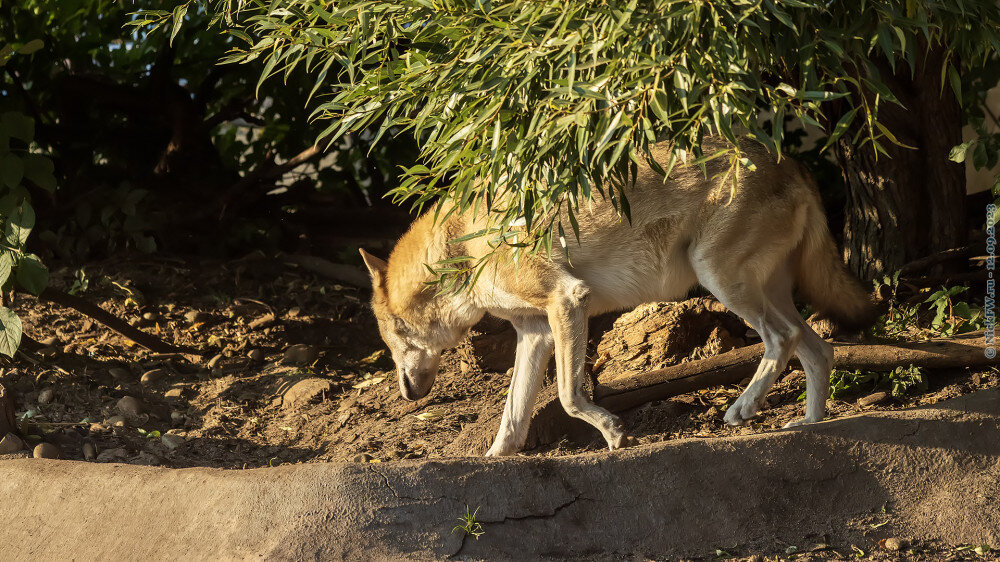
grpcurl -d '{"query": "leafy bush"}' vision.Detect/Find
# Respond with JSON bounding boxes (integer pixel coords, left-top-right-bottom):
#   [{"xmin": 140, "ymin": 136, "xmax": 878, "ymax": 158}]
[
  {"xmin": 134, "ymin": 0, "xmax": 1000, "ymax": 271},
  {"xmin": 0, "ymin": 39, "xmax": 55, "ymax": 356}
]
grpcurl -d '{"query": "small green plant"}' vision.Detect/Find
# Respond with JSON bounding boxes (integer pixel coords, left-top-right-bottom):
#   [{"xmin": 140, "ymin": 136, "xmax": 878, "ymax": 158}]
[
  {"xmin": 923, "ymin": 286, "xmax": 985, "ymax": 336},
  {"xmin": 803, "ymin": 364, "xmax": 926, "ymax": 400},
  {"xmin": 452, "ymin": 505, "xmax": 485, "ymax": 540},
  {"xmin": 872, "ymin": 271, "xmax": 920, "ymax": 338},
  {"xmin": 68, "ymin": 268, "xmax": 90, "ymax": 295},
  {"xmin": 873, "ymin": 272, "xmax": 985, "ymax": 339}
]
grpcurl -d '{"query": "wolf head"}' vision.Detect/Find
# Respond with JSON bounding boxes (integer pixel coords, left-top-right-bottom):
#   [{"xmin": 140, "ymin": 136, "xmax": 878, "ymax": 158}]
[{"xmin": 360, "ymin": 248, "xmax": 469, "ymax": 401}]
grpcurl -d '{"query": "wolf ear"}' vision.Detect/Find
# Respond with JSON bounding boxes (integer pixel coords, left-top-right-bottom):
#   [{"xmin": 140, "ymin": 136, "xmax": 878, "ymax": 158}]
[{"xmin": 359, "ymin": 248, "xmax": 388, "ymax": 287}]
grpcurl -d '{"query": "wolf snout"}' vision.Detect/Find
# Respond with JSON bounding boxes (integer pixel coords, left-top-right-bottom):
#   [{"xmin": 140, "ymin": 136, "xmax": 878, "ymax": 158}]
[{"xmin": 399, "ymin": 371, "xmax": 432, "ymax": 401}]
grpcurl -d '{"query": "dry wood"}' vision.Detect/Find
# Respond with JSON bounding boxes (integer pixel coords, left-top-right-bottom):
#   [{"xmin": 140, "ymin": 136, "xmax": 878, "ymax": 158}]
[
  {"xmin": 898, "ymin": 244, "xmax": 982, "ymax": 276},
  {"xmin": 281, "ymin": 254, "xmax": 371, "ymax": 288},
  {"xmin": 525, "ymin": 333, "xmax": 993, "ymax": 445},
  {"xmin": 594, "ymin": 333, "xmax": 990, "ymax": 412},
  {"xmin": 37, "ymin": 288, "xmax": 197, "ymax": 355}
]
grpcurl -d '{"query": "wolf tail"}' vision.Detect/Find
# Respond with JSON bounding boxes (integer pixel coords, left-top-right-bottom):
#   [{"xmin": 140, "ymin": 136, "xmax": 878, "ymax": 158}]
[{"xmin": 794, "ymin": 196, "xmax": 878, "ymax": 331}]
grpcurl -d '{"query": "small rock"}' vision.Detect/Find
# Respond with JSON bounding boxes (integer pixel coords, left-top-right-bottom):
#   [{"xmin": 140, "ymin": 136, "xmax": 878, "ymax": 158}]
[
  {"xmin": 33, "ymin": 443, "xmax": 60, "ymax": 459},
  {"xmin": 782, "ymin": 370, "xmax": 804, "ymax": 385},
  {"xmin": 207, "ymin": 353, "xmax": 224, "ymax": 369},
  {"xmin": 286, "ymin": 307, "xmax": 301, "ymax": 318},
  {"xmin": 106, "ymin": 415, "xmax": 128, "ymax": 428},
  {"xmin": 185, "ymin": 310, "xmax": 210, "ymax": 324},
  {"xmin": 82, "ymin": 441, "xmax": 97, "ymax": 461},
  {"xmin": 39, "ymin": 336, "xmax": 58, "ymax": 347},
  {"xmin": 248, "ymin": 314, "xmax": 275, "ymax": 330},
  {"xmin": 37, "ymin": 388, "xmax": 55, "ymax": 404},
  {"xmin": 160, "ymin": 433, "xmax": 185, "ymax": 450},
  {"xmin": 170, "ymin": 411, "xmax": 186, "ymax": 424},
  {"xmin": 0, "ymin": 433, "xmax": 25, "ymax": 454},
  {"xmin": 164, "ymin": 388, "xmax": 185, "ymax": 401},
  {"xmin": 350, "ymin": 452, "xmax": 373, "ymax": 463},
  {"xmin": 133, "ymin": 451, "xmax": 162, "ymax": 466},
  {"xmin": 109, "ymin": 367, "xmax": 132, "ymax": 382},
  {"xmin": 96, "ymin": 447, "xmax": 128, "ymax": 462},
  {"xmin": 140, "ymin": 368, "xmax": 168, "ymax": 385},
  {"xmin": 282, "ymin": 377, "xmax": 334, "ymax": 409},
  {"xmin": 858, "ymin": 391, "xmax": 889, "ymax": 407},
  {"xmin": 282, "ymin": 344, "xmax": 319, "ymax": 366},
  {"xmin": 247, "ymin": 348, "xmax": 266, "ymax": 362},
  {"xmin": 883, "ymin": 537, "xmax": 907, "ymax": 551},
  {"xmin": 142, "ymin": 311, "xmax": 158, "ymax": 322},
  {"xmin": 116, "ymin": 395, "xmax": 146, "ymax": 418}
]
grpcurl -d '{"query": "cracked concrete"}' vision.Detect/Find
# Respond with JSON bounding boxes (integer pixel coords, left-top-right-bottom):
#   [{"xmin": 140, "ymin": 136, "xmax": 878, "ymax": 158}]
[{"xmin": 1, "ymin": 390, "xmax": 999, "ymax": 560}]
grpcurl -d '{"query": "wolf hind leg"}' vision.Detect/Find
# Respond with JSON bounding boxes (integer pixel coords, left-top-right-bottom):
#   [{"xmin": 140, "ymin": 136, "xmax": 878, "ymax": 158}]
[
  {"xmin": 692, "ymin": 258, "xmax": 802, "ymax": 426},
  {"xmin": 764, "ymin": 277, "xmax": 835, "ymax": 428}
]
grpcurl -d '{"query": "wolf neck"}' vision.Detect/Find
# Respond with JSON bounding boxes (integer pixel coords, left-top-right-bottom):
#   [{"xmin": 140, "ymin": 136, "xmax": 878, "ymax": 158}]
[{"xmin": 386, "ymin": 209, "xmax": 483, "ymax": 327}]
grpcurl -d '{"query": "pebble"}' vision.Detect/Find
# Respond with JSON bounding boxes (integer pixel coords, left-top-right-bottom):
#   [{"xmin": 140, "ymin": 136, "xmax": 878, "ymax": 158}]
[
  {"xmin": 247, "ymin": 348, "xmax": 266, "ymax": 362},
  {"xmin": 116, "ymin": 395, "xmax": 146, "ymax": 418},
  {"xmin": 106, "ymin": 415, "xmax": 128, "ymax": 428},
  {"xmin": 33, "ymin": 443, "xmax": 60, "ymax": 459},
  {"xmin": 282, "ymin": 378, "xmax": 333, "ymax": 409},
  {"xmin": 185, "ymin": 310, "xmax": 209, "ymax": 324},
  {"xmin": 109, "ymin": 367, "xmax": 132, "ymax": 382},
  {"xmin": 96, "ymin": 447, "xmax": 128, "ymax": 462},
  {"xmin": 140, "ymin": 368, "xmax": 168, "ymax": 385},
  {"xmin": 170, "ymin": 411, "xmax": 186, "ymax": 424},
  {"xmin": 164, "ymin": 388, "xmax": 184, "ymax": 401},
  {"xmin": 142, "ymin": 311, "xmax": 158, "ymax": 322},
  {"xmin": 858, "ymin": 391, "xmax": 889, "ymax": 407},
  {"xmin": 883, "ymin": 537, "xmax": 907, "ymax": 551},
  {"xmin": 37, "ymin": 388, "xmax": 55, "ymax": 405},
  {"xmin": 0, "ymin": 433, "xmax": 25, "ymax": 454},
  {"xmin": 160, "ymin": 433, "xmax": 185, "ymax": 450},
  {"xmin": 282, "ymin": 344, "xmax": 319, "ymax": 366},
  {"xmin": 82, "ymin": 441, "xmax": 97, "ymax": 461}
]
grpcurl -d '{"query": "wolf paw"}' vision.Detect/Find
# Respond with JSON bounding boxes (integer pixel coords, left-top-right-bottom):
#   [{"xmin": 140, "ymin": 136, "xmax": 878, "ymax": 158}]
[
  {"xmin": 724, "ymin": 396, "xmax": 762, "ymax": 426},
  {"xmin": 607, "ymin": 432, "xmax": 638, "ymax": 451},
  {"xmin": 782, "ymin": 416, "xmax": 822, "ymax": 429},
  {"xmin": 484, "ymin": 436, "xmax": 521, "ymax": 457}
]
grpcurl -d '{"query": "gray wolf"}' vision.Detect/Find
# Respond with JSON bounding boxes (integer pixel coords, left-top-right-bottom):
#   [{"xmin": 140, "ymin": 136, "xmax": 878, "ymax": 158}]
[{"xmin": 360, "ymin": 138, "xmax": 874, "ymax": 456}]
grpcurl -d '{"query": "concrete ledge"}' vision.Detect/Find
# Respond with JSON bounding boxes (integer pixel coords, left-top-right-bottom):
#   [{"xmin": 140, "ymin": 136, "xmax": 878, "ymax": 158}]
[{"xmin": 2, "ymin": 390, "xmax": 999, "ymax": 560}]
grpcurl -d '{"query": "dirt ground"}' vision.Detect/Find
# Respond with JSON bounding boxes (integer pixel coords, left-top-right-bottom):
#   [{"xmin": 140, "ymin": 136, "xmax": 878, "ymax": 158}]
[{"xmin": 0, "ymin": 255, "xmax": 996, "ymax": 559}]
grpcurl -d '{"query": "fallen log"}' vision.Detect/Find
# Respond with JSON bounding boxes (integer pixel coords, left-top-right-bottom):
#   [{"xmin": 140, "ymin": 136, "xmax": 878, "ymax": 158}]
[
  {"xmin": 596, "ymin": 333, "xmax": 991, "ymax": 412},
  {"xmin": 280, "ymin": 254, "xmax": 371, "ymax": 289},
  {"xmin": 524, "ymin": 333, "xmax": 993, "ymax": 447}
]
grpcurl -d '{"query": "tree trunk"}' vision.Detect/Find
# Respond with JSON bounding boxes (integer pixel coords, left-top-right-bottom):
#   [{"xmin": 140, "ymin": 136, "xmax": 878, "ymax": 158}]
[
  {"xmin": 0, "ymin": 382, "xmax": 19, "ymax": 437},
  {"xmin": 836, "ymin": 47, "xmax": 967, "ymax": 281}
]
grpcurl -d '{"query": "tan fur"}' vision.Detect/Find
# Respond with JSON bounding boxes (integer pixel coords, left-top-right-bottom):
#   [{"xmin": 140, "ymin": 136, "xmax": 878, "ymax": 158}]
[{"xmin": 362, "ymin": 138, "xmax": 875, "ymax": 456}]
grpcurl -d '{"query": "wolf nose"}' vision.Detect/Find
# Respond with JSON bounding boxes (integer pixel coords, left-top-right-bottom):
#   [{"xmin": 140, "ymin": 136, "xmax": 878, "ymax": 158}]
[{"xmin": 400, "ymin": 374, "xmax": 417, "ymax": 401}]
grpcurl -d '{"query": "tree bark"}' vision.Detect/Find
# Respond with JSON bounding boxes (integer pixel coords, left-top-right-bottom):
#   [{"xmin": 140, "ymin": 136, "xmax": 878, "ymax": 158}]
[
  {"xmin": 836, "ymin": 47, "xmax": 967, "ymax": 281},
  {"xmin": 0, "ymin": 382, "xmax": 19, "ymax": 437}
]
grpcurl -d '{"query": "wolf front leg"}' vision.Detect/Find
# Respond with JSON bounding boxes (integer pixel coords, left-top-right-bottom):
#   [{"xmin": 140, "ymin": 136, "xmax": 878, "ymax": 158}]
[
  {"xmin": 485, "ymin": 316, "xmax": 553, "ymax": 457},
  {"xmin": 546, "ymin": 279, "xmax": 630, "ymax": 451}
]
